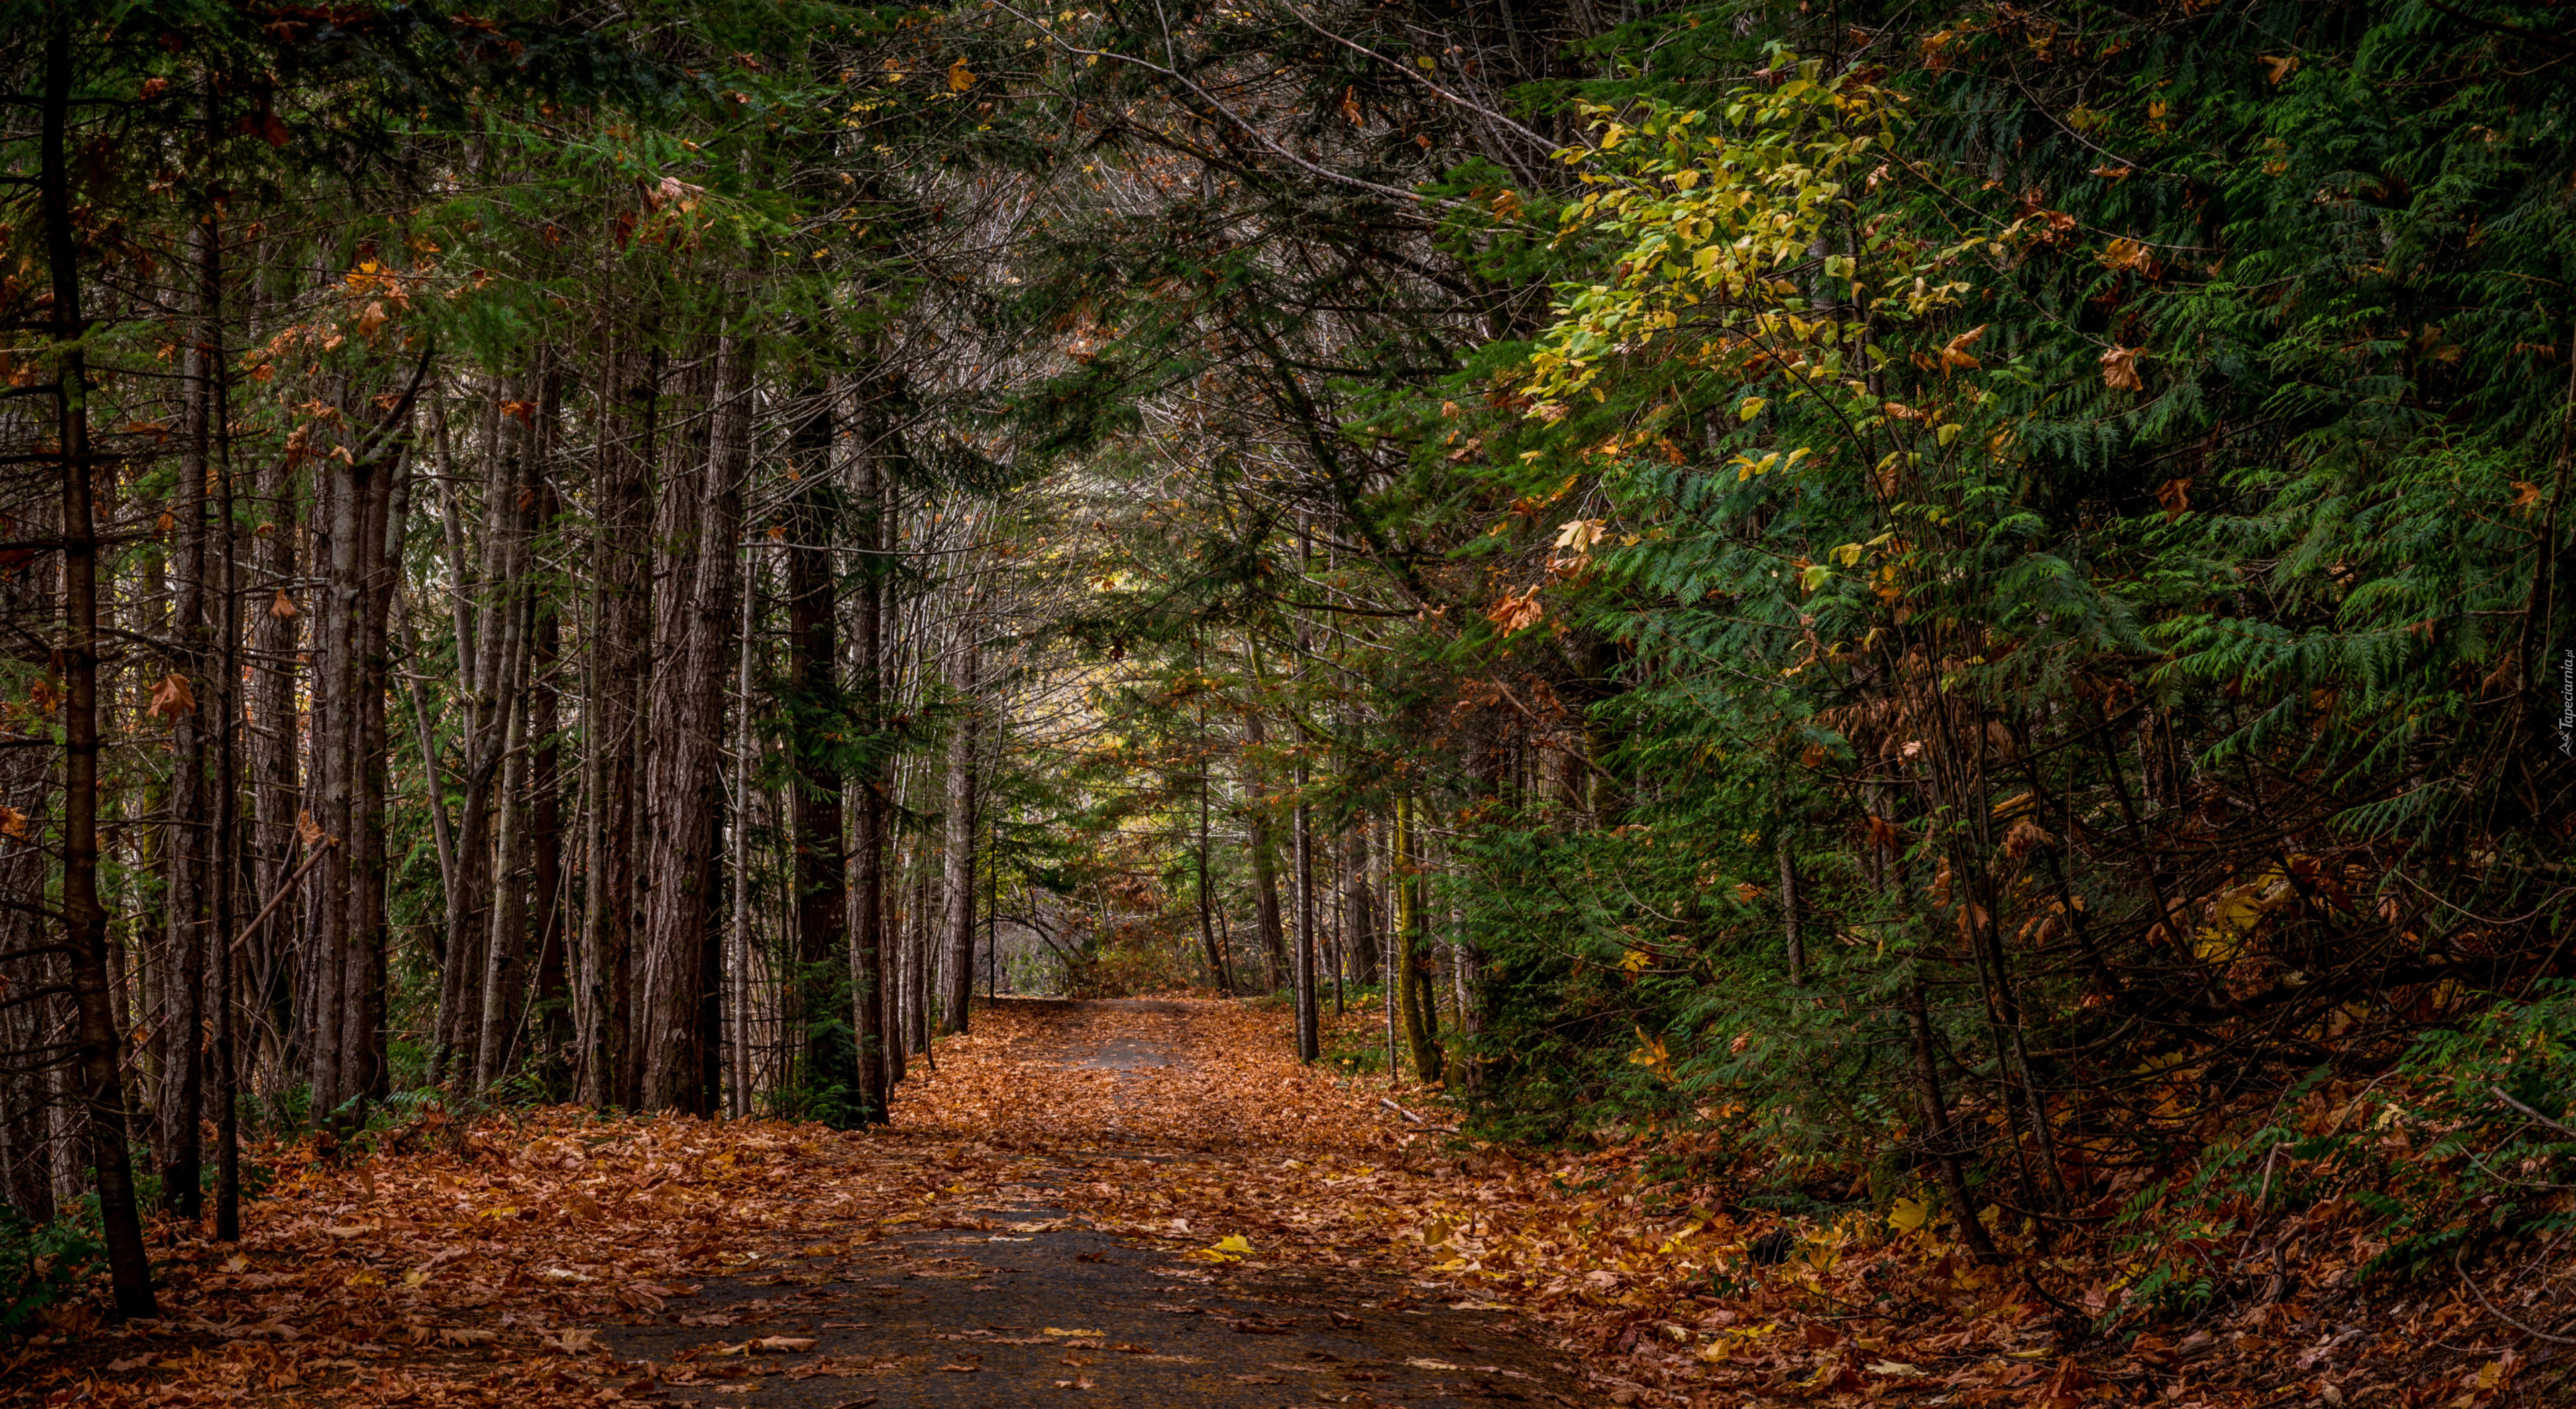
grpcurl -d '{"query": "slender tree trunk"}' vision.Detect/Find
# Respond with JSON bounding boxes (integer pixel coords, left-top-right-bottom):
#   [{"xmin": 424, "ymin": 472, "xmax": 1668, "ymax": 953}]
[
  {"xmin": 1392, "ymin": 796, "xmax": 1441, "ymax": 1082},
  {"xmin": 203, "ymin": 171, "xmax": 244, "ymax": 1241},
  {"xmin": 474, "ymin": 621, "xmax": 531, "ymax": 1090},
  {"xmin": 306, "ymin": 421, "xmax": 358, "ymax": 1116},
  {"xmin": 433, "ymin": 388, "xmax": 523, "ymax": 1084},
  {"xmin": 1778, "ymin": 833, "xmax": 1805, "ymax": 988},
  {"xmin": 937, "ymin": 635, "xmax": 981, "ymax": 1035},
  {"xmin": 43, "ymin": 9, "xmax": 155, "ymax": 1310},
  {"xmin": 729, "ymin": 554, "xmax": 759, "ymax": 1115},
  {"xmin": 1903, "ymin": 975, "xmax": 2002, "ymax": 1261},
  {"xmin": 849, "ymin": 415, "xmax": 890, "ymax": 1105},
  {"xmin": 1241, "ymin": 712, "xmax": 1287, "ymax": 992},
  {"xmin": 1196, "ymin": 682, "xmax": 1226, "ymax": 994},
  {"xmin": 1342, "ymin": 812, "xmax": 1377, "ymax": 986},
  {"xmin": 1293, "ymin": 756, "xmax": 1317, "ymax": 1062},
  {"xmin": 528, "ymin": 586, "xmax": 568, "ymax": 1085},
  {"xmin": 158, "ymin": 173, "xmax": 218, "ymax": 1218},
  {"xmin": 910, "ymin": 862, "xmax": 934, "ymax": 1055}
]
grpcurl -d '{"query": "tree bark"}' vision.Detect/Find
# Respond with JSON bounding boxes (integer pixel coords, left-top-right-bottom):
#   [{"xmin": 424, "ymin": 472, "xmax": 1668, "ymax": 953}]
[
  {"xmin": 848, "ymin": 411, "xmax": 891, "ymax": 1107},
  {"xmin": 157, "ymin": 172, "xmax": 219, "ymax": 1218},
  {"xmin": 1342, "ymin": 809, "xmax": 1378, "ymax": 986},
  {"xmin": 1241, "ymin": 711, "xmax": 1287, "ymax": 992},
  {"xmin": 581, "ymin": 340, "xmax": 655, "ymax": 1107},
  {"xmin": 1293, "ymin": 755, "xmax": 1318, "ymax": 1062},
  {"xmin": 1778, "ymin": 834, "xmax": 1805, "ymax": 988},
  {"xmin": 635, "ymin": 331, "xmax": 751, "ymax": 1112},
  {"xmin": 42, "ymin": 7, "xmax": 156, "ymax": 1311},
  {"xmin": 938, "ymin": 637, "xmax": 981, "ymax": 1035},
  {"xmin": 788, "ymin": 390, "xmax": 853, "ymax": 1110},
  {"xmin": 1392, "ymin": 796, "xmax": 1441, "ymax": 1082}
]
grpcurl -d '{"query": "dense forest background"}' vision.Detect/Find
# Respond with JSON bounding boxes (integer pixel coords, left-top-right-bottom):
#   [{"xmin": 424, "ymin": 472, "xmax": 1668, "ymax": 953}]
[{"xmin": 1, "ymin": 0, "xmax": 2570, "ymax": 1335}]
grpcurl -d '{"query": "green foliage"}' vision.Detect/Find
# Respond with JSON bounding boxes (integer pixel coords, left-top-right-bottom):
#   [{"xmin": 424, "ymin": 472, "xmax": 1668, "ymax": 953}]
[{"xmin": 0, "ymin": 1202, "xmax": 105, "ymax": 1330}]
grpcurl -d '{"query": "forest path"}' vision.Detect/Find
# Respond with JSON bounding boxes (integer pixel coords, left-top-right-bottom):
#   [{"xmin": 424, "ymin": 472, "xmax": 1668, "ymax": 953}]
[
  {"xmin": 600, "ymin": 998, "xmax": 1581, "ymax": 1408},
  {"xmin": 15, "ymin": 999, "xmax": 1608, "ymax": 1409}
]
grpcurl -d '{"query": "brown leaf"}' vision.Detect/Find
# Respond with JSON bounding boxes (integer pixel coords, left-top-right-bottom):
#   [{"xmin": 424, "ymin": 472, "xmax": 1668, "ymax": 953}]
[
  {"xmin": 0, "ymin": 806, "xmax": 25, "ymax": 842},
  {"xmin": 148, "ymin": 671, "xmax": 195, "ymax": 722},
  {"xmin": 2100, "ymin": 345, "xmax": 2144, "ymax": 391},
  {"xmin": 270, "ymin": 588, "xmax": 298, "ymax": 619},
  {"xmin": 2004, "ymin": 817, "xmax": 2059, "ymax": 858},
  {"xmin": 2156, "ymin": 477, "xmax": 2192, "ymax": 521},
  {"xmin": 1485, "ymin": 586, "xmax": 1544, "ymax": 636},
  {"xmin": 1939, "ymin": 324, "xmax": 1987, "ymax": 376},
  {"xmin": 1865, "ymin": 814, "xmax": 1902, "ymax": 852}
]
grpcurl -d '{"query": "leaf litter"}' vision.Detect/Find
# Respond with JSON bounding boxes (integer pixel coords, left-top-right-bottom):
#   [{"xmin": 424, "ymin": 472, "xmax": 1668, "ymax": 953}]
[{"xmin": 7, "ymin": 995, "xmax": 2561, "ymax": 1406}]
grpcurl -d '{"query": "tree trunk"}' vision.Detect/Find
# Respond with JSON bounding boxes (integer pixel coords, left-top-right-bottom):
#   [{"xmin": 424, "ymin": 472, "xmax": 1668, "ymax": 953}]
[
  {"xmin": 156, "ymin": 180, "xmax": 219, "ymax": 1218},
  {"xmin": 1293, "ymin": 756, "xmax": 1318, "ymax": 1062},
  {"xmin": 848, "ymin": 413, "xmax": 890, "ymax": 1108},
  {"xmin": 1241, "ymin": 712, "xmax": 1287, "ymax": 992},
  {"xmin": 635, "ymin": 331, "xmax": 751, "ymax": 1112},
  {"xmin": 1342, "ymin": 813, "xmax": 1378, "ymax": 986},
  {"xmin": 42, "ymin": 7, "xmax": 156, "ymax": 1310},
  {"xmin": 1902, "ymin": 975, "xmax": 2002, "ymax": 1261},
  {"xmin": 528, "ymin": 582, "xmax": 568, "ymax": 1087},
  {"xmin": 474, "ymin": 617, "xmax": 532, "ymax": 1090},
  {"xmin": 788, "ymin": 391, "xmax": 853, "ymax": 1110},
  {"xmin": 938, "ymin": 637, "xmax": 981, "ymax": 1035},
  {"xmin": 1778, "ymin": 834, "xmax": 1805, "ymax": 988},
  {"xmin": 581, "ymin": 340, "xmax": 655, "ymax": 1106},
  {"xmin": 432, "ymin": 387, "xmax": 525, "ymax": 1085},
  {"xmin": 1392, "ymin": 796, "xmax": 1441, "ymax": 1082}
]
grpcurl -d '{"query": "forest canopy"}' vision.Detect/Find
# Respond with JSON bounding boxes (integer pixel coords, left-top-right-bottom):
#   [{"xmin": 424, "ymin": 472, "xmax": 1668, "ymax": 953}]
[{"xmin": 0, "ymin": 0, "xmax": 2569, "ymax": 1345}]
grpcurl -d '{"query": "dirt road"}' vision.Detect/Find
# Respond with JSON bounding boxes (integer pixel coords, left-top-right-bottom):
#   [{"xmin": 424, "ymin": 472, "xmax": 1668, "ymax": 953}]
[{"xmin": 599, "ymin": 999, "xmax": 1582, "ymax": 1407}]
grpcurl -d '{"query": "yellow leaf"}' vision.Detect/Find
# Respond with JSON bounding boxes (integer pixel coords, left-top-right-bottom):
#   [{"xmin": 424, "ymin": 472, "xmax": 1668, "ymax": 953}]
[
  {"xmin": 1737, "ymin": 396, "xmax": 1765, "ymax": 421},
  {"xmin": 948, "ymin": 58, "xmax": 975, "ymax": 91},
  {"xmin": 1887, "ymin": 1196, "xmax": 1929, "ymax": 1233},
  {"xmin": 1182, "ymin": 1234, "xmax": 1252, "ymax": 1263},
  {"xmin": 1043, "ymin": 1327, "xmax": 1108, "ymax": 1337}
]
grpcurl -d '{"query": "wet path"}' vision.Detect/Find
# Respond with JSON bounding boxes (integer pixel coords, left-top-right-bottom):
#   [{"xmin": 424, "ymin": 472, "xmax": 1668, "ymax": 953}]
[{"xmin": 600, "ymin": 1001, "xmax": 1579, "ymax": 1407}]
